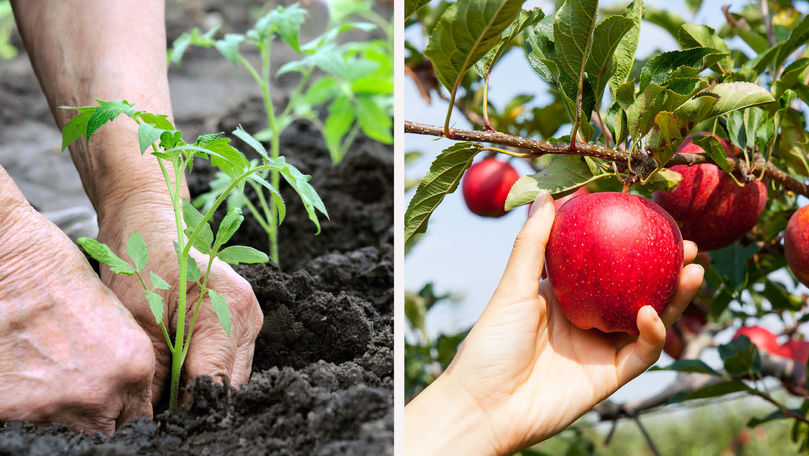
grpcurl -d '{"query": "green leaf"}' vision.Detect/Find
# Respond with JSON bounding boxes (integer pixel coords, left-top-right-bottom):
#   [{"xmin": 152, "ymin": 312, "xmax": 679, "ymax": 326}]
[
  {"xmin": 504, "ymin": 155, "xmax": 597, "ymax": 210},
  {"xmin": 232, "ymin": 126, "xmax": 269, "ymax": 161},
  {"xmin": 773, "ymin": 58, "xmax": 809, "ymax": 100},
  {"xmin": 472, "ymin": 8, "xmax": 544, "ymax": 78},
  {"xmin": 303, "ymin": 77, "xmax": 339, "ymax": 105},
  {"xmin": 251, "ymin": 4, "xmax": 307, "ymax": 53},
  {"xmin": 677, "ymin": 24, "xmax": 732, "ymax": 73},
  {"xmin": 203, "ymin": 137, "xmax": 251, "ymax": 180},
  {"xmin": 704, "ymin": 82, "xmax": 776, "ymax": 119},
  {"xmin": 719, "ymin": 336, "xmax": 761, "ymax": 376},
  {"xmin": 774, "ymin": 15, "xmax": 809, "ymax": 72},
  {"xmin": 182, "ymin": 199, "xmax": 213, "ymax": 254},
  {"xmin": 127, "ymin": 232, "xmax": 148, "ymax": 273},
  {"xmin": 639, "ymin": 48, "xmax": 727, "ymax": 92},
  {"xmin": 140, "ymin": 112, "xmax": 175, "ymax": 130},
  {"xmin": 268, "ymin": 158, "xmax": 328, "ymax": 234},
  {"xmin": 691, "ymin": 134, "xmax": 733, "ymax": 175},
  {"xmin": 325, "ymin": 94, "xmax": 356, "ymax": 157},
  {"xmin": 208, "ymin": 289, "xmax": 231, "ymax": 336},
  {"xmin": 608, "ymin": 0, "xmax": 642, "ymax": 96},
  {"xmin": 145, "ymin": 290, "xmax": 165, "ymax": 325},
  {"xmin": 553, "ymin": 0, "xmax": 598, "ymax": 84},
  {"xmin": 150, "ymin": 271, "xmax": 170, "ymax": 290},
  {"xmin": 685, "ymin": 0, "xmax": 702, "ymax": 14},
  {"xmin": 214, "ymin": 207, "xmax": 244, "ymax": 251},
  {"xmin": 61, "ymin": 109, "xmax": 93, "ymax": 150},
  {"xmin": 645, "ymin": 111, "xmax": 682, "ymax": 166},
  {"xmin": 356, "ymin": 96, "xmax": 392, "ymax": 144},
  {"xmin": 651, "ymin": 359, "xmax": 722, "ymax": 376},
  {"xmin": 137, "ymin": 123, "xmax": 165, "ymax": 154},
  {"xmin": 669, "ymin": 380, "xmax": 751, "ymax": 404},
  {"xmin": 585, "ymin": 14, "xmax": 634, "ymax": 105},
  {"xmin": 708, "ymin": 243, "xmax": 759, "ymax": 291},
  {"xmin": 215, "ymin": 33, "xmax": 245, "ymax": 66},
  {"xmin": 86, "ymin": 100, "xmax": 134, "ymax": 140},
  {"xmin": 185, "ymin": 256, "xmax": 202, "ymax": 283},
  {"xmin": 424, "ymin": 0, "xmax": 524, "ymax": 92},
  {"xmin": 218, "ymin": 245, "xmax": 269, "ymax": 265},
  {"xmin": 77, "ymin": 237, "xmax": 135, "ymax": 275},
  {"xmin": 405, "ymin": 142, "xmax": 481, "ymax": 244},
  {"xmin": 405, "ymin": 0, "xmax": 430, "ymax": 19}
]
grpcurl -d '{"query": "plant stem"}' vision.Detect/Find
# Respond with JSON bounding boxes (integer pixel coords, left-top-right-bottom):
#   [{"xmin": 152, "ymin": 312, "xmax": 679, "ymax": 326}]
[
  {"xmin": 169, "ymin": 159, "xmax": 188, "ymax": 414},
  {"xmin": 181, "ymin": 254, "xmax": 215, "ymax": 363}
]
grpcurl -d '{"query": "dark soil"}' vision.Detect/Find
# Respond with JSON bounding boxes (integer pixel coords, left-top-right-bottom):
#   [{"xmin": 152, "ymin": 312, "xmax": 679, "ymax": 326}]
[{"xmin": 0, "ymin": 1, "xmax": 393, "ymax": 454}]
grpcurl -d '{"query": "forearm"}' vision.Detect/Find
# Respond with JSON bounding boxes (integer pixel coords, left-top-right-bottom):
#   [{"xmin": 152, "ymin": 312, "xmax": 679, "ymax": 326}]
[{"xmin": 11, "ymin": 0, "xmax": 183, "ymax": 221}]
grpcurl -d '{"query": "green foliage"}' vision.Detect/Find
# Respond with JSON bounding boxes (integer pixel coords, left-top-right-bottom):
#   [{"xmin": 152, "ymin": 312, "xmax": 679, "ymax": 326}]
[
  {"xmin": 63, "ymin": 100, "xmax": 280, "ymax": 413},
  {"xmin": 169, "ymin": 1, "xmax": 388, "ymax": 264}
]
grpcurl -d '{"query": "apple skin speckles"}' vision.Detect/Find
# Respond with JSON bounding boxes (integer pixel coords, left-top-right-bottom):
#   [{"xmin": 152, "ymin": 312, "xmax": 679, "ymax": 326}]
[{"xmin": 546, "ymin": 192, "xmax": 684, "ymax": 334}]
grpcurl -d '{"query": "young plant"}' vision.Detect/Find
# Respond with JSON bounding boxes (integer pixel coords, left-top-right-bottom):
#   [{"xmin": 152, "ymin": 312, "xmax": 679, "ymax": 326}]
[
  {"xmin": 169, "ymin": 1, "xmax": 391, "ymax": 263},
  {"xmin": 61, "ymin": 99, "xmax": 325, "ymax": 412}
]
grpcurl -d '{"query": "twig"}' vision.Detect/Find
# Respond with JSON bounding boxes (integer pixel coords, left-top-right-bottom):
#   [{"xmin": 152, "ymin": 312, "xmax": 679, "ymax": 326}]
[
  {"xmin": 631, "ymin": 414, "xmax": 662, "ymax": 456},
  {"xmin": 404, "ymin": 120, "xmax": 809, "ymax": 197},
  {"xmin": 761, "ymin": 0, "xmax": 777, "ymax": 47}
]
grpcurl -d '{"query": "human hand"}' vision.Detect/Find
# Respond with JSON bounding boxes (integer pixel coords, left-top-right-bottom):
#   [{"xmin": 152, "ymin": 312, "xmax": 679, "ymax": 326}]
[
  {"xmin": 0, "ymin": 176, "xmax": 154, "ymax": 435},
  {"xmin": 96, "ymin": 191, "xmax": 263, "ymax": 404},
  {"xmin": 405, "ymin": 191, "xmax": 705, "ymax": 456}
]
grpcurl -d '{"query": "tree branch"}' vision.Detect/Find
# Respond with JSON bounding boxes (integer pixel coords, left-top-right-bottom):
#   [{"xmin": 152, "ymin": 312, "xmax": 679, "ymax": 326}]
[{"xmin": 405, "ymin": 120, "xmax": 809, "ymax": 197}]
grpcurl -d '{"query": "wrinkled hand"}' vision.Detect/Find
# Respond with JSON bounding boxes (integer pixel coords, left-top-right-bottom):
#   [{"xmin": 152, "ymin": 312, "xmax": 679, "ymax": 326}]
[
  {"xmin": 0, "ymin": 190, "xmax": 154, "ymax": 435},
  {"xmin": 97, "ymin": 193, "xmax": 263, "ymax": 404},
  {"xmin": 405, "ymin": 192, "xmax": 705, "ymax": 456}
]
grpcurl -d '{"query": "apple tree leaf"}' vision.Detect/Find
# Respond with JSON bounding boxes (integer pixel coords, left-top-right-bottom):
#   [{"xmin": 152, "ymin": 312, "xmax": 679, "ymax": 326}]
[
  {"xmin": 608, "ymin": 0, "xmax": 643, "ymax": 96},
  {"xmin": 504, "ymin": 155, "xmax": 602, "ymax": 210}
]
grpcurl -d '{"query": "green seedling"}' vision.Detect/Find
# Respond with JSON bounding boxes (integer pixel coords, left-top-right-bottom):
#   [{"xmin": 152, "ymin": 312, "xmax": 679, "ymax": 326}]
[
  {"xmin": 170, "ymin": 0, "xmax": 391, "ymax": 263},
  {"xmin": 61, "ymin": 99, "xmax": 326, "ymax": 412}
]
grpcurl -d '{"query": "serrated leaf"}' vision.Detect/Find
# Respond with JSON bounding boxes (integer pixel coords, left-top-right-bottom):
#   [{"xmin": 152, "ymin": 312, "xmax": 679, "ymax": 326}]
[
  {"xmin": 218, "ymin": 245, "xmax": 269, "ymax": 265},
  {"xmin": 608, "ymin": 0, "xmax": 643, "ymax": 96},
  {"xmin": 77, "ymin": 237, "xmax": 135, "ymax": 275},
  {"xmin": 585, "ymin": 15, "xmax": 634, "ymax": 105},
  {"xmin": 208, "ymin": 289, "xmax": 231, "ymax": 336},
  {"xmin": 639, "ymin": 48, "xmax": 728, "ymax": 92},
  {"xmin": 708, "ymin": 243, "xmax": 759, "ymax": 291},
  {"xmin": 651, "ymin": 359, "xmax": 721, "ymax": 376},
  {"xmin": 504, "ymin": 155, "xmax": 596, "ymax": 210},
  {"xmin": 325, "ymin": 94, "xmax": 355, "ymax": 157},
  {"xmin": 61, "ymin": 110, "xmax": 93, "ymax": 150},
  {"xmin": 677, "ymin": 24, "xmax": 732, "ymax": 73},
  {"xmin": 705, "ymin": 82, "xmax": 775, "ymax": 120},
  {"xmin": 215, "ymin": 34, "xmax": 245, "ymax": 66},
  {"xmin": 472, "ymin": 8, "xmax": 544, "ymax": 78},
  {"xmin": 405, "ymin": 142, "xmax": 481, "ymax": 243},
  {"xmin": 137, "ymin": 123, "xmax": 163, "ymax": 154},
  {"xmin": 145, "ymin": 290, "xmax": 165, "ymax": 325},
  {"xmin": 185, "ymin": 256, "xmax": 202, "ymax": 283},
  {"xmin": 140, "ymin": 112, "xmax": 174, "ymax": 130},
  {"xmin": 553, "ymin": 0, "xmax": 598, "ymax": 84},
  {"xmin": 232, "ymin": 126, "xmax": 269, "ymax": 162},
  {"xmin": 150, "ymin": 271, "xmax": 171, "ymax": 290},
  {"xmin": 214, "ymin": 207, "xmax": 244, "ymax": 251},
  {"xmin": 774, "ymin": 15, "xmax": 809, "ymax": 71},
  {"xmin": 424, "ymin": 0, "xmax": 524, "ymax": 93},
  {"xmin": 269, "ymin": 159, "xmax": 328, "ymax": 233},
  {"xmin": 646, "ymin": 111, "xmax": 682, "ymax": 165},
  {"xmin": 127, "ymin": 232, "xmax": 148, "ymax": 272},
  {"xmin": 86, "ymin": 101, "xmax": 134, "ymax": 140},
  {"xmin": 406, "ymin": 0, "xmax": 430, "ymax": 19}
]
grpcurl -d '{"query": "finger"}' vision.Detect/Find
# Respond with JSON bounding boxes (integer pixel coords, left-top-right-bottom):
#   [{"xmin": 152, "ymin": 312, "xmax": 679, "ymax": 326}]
[
  {"xmin": 230, "ymin": 340, "xmax": 256, "ymax": 387},
  {"xmin": 493, "ymin": 191, "xmax": 555, "ymax": 300},
  {"xmin": 183, "ymin": 308, "xmax": 237, "ymax": 389},
  {"xmin": 116, "ymin": 383, "xmax": 154, "ymax": 430},
  {"xmin": 683, "ymin": 240, "xmax": 697, "ymax": 265},
  {"xmin": 615, "ymin": 306, "xmax": 666, "ymax": 385},
  {"xmin": 660, "ymin": 263, "xmax": 705, "ymax": 327}
]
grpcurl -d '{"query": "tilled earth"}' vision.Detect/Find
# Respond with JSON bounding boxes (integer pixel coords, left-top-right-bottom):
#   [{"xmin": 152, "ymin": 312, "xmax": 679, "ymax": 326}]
[{"xmin": 0, "ymin": 0, "xmax": 393, "ymax": 454}]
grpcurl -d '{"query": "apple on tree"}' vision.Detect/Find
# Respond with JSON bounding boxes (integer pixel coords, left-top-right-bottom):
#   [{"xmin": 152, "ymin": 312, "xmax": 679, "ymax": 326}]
[
  {"xmin": 785, "ymin": 205, "xmax": 809, "ymax": 287},
  {"xmin": 461, "ymin": 157, "xmax": 519, "ymax": 218},
  {"xmin": 545, "ymin": 192, "xmax": 684, "ymax": 334},
  {"xmin": 653, "ymin": 133, "xmax": 768, "ymax": 251},
  {"xmin": 733, "ymin": 326, "xmax": 788, "ymax": 357}
]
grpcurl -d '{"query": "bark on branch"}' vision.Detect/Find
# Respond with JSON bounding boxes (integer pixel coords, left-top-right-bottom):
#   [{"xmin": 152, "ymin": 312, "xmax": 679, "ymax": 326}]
[{"xmin": 405, "ymin": 120, "xmax": 809, "ymax": 197}]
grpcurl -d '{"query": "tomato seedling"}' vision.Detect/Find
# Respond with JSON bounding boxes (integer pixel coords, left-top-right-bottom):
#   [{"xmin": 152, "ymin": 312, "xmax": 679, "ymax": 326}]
[
  {"xmin": 61, "ymin": 99, "xmax": 324, "ymax": 412},
  {"xmin": 169, "ymin": 1, "xmax": 391, "ymax": 263}
]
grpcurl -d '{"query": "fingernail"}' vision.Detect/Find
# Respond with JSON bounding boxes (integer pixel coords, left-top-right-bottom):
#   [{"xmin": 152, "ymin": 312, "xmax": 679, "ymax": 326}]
[{"xmin": 528, "ymin": 191, "xmax": 551, "ymax": 218}]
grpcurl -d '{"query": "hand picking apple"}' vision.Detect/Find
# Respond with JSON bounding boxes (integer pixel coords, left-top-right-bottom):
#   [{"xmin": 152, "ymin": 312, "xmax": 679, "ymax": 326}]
[{"xmin": 405, "ymin": 191, "xmax": 704, "ymax": 456}]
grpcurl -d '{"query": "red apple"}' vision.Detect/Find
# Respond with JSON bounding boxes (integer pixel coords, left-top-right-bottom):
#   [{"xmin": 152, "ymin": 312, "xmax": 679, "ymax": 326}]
[
  {"xmin": 782, "ymin": 339, "xmax": 809, "ymax": 365},
  {"xmin": 663, "ymin": 306, "xmax": 707, "ymax": 359},
  {"xmin": 733, "ymin": 326, "xmax": 788, "ymax": 357},
  {"xmin": 462, "ymin": 158, "xmax": 519, "ymax": 218},
  {"xmin": 545, "ymin": 192, "xmax": 684, "ymax": 334},
  {"xmin": 653, "ymin": 133, "xmax": 767, "ymax": 251},
  {"xmin": 785, "ymin": 205, "xmax": 809, "ymax": 287}
]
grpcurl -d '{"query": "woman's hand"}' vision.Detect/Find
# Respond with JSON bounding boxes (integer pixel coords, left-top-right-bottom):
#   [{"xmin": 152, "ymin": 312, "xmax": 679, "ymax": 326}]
[{"xmin": 405, "ymin": 191, "xmax": 705, "ymax": 456}]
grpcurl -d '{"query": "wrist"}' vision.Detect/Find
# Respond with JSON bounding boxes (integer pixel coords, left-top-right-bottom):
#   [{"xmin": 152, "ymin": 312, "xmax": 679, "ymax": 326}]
[{"xmin": 405, "ymin": 372, "xmax": 502, "ymax": 456}]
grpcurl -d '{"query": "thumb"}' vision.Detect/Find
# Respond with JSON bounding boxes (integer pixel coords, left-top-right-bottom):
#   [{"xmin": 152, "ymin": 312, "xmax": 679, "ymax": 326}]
[{"xmin": 493, "ymin": 191, "xmax": 555, "ymax": 301}]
